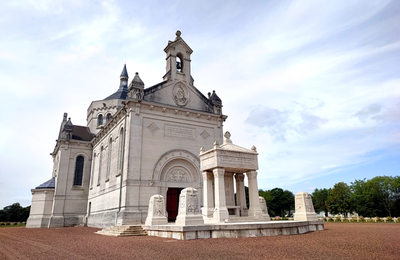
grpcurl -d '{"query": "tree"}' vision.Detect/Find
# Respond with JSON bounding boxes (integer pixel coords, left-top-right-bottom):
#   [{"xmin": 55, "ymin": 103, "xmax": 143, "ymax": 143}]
[
  {"xmin": 352, "ymin": 176, "xmax": 400, "ymax": 217},
  {"xmin": 0, "ymin": 203, "xmax": 31, "ymax": 222},
  {"xmin": 311, "ymin": 188, "xmax": 329, "ymax": 216},
  {"xmin": 326, "ymin": 182, "xmax": 353, "ymax": 215},
  {"xmin": 259, "ymin": 188, "xmax": 294, "ymax": 217}
]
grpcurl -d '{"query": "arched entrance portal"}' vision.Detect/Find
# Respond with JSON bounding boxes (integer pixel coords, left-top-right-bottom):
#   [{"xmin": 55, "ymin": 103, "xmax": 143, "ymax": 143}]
[
  {"xmin": 153, "ymin": 149, "xmax": 201, "ymax": 222},
  {"xmin": 166, "ymin": 188, "xmax": 183, "ymax": 222}
]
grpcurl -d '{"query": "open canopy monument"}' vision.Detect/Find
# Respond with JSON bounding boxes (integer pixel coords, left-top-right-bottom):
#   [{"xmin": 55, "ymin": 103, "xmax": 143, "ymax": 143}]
[
  {"xmin": 26, "ymin": 31, "xmax": 323, "ymax": 239},
  {"xmin": 143, "ymin": 133, "xmax": 323, "ymax": 240}
]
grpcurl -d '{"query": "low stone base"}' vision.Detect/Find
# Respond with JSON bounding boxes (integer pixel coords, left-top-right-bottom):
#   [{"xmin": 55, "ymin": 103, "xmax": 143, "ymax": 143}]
[
  {"xmin": 26, "ymin": 215, "xmax": 51, "ymax": 228},
  {"xmin": 143, "ymin": 220, "xmax": 324, "ymax": 240}
]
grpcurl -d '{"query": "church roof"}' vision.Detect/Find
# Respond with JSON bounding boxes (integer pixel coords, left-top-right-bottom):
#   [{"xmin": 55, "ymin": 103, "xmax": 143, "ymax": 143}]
[
  {"xmin": 104, "ymin": 87, "xmax": 128, "ymax": 100},
  {"xmin": 120, "ymin": 64, "xmax": 128, "ymax": 78},
  {"xmin": 35, "ymin": 177, "xmax": 55, "ymax": 189},
  {"xmin": 71, "ymin": 125, "xmax": 95, "ymax": 141},
  {"xmin": 104, "ymin": 65, "xmax": 129, "ymax": 100}
]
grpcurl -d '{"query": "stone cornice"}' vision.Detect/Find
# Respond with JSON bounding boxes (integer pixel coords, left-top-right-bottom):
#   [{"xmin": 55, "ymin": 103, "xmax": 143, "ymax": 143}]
[{"xmin": 52, "ymin": 139, "xmax": 92, "ymax": 156}]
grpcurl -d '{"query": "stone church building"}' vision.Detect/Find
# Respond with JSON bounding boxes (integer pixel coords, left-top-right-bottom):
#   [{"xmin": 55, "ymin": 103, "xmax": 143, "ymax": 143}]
[{"xmin": 27, "ymin": 31, "xmax": 227, "ymax": 228}]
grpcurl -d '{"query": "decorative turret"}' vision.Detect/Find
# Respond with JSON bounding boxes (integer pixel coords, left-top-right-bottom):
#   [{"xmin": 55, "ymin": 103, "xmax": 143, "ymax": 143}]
[
  {"xmin": 60, "ymin": 117, "xmax": 73, "ymax": 140},
  {"xmin": 103, "ymin": 65, "xmax": 129, "ymax": 100},
  {"xmin": 128, "ymin": 72, "xmax": 145, "ymax": 101},
  {"xmin": 208, "ymin": 90, "xmax": 222, "ymax": 114},
  {"xmin": 120, "ymin": 64, "xmax": 129, "ymax": 88}
]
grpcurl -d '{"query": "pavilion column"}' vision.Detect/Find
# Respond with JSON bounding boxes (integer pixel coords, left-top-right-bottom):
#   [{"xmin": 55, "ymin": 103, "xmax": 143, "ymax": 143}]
[
  {"xmin": 247, "ymin": 170, "xmax": 263, "ymax": 218},
  {"xmin": 235, "ymin": 173, "xmax": 248, "ymax": 216},
  {"xmin": 213, "ymin": 168, "xmax": 229, "ymax": 222},
  {"xmin": 202, "ymin": 171, "xmax": 214, "ymax": 218}
]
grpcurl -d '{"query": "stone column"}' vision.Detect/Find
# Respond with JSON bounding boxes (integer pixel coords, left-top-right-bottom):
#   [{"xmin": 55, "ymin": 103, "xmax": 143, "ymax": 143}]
[
  {"xmin": 247, "ymin": 171, "xmax": 263, "ymax": 218},
  {"xmin": 213, "ymin": 168, "xmax": 229, "ymax": 222},
  {"xmin": 235, "ymin": 173, "xmax": 248, "ymax": 216},
  {"xmin": 202, "ymin": 171, "xmax": 214, "ymax": 219}
]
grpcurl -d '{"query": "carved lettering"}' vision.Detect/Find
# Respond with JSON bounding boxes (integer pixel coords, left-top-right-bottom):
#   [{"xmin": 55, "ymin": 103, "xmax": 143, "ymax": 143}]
[{"xmin": 165, "ymin": 125, "xmax": 195, "ymax": 139}]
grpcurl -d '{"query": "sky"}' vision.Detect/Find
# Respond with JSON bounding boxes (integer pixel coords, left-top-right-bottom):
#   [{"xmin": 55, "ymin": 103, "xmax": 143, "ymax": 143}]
[{"xmin": 0, "ymin": 0, "xmax": 399, "ymax": 209}]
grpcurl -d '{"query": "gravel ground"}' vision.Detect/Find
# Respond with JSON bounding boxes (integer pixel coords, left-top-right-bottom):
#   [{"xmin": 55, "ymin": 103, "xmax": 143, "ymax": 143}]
[{"xmin": 0, "ymin": 223, "xmax": 399, "ymax": 260}]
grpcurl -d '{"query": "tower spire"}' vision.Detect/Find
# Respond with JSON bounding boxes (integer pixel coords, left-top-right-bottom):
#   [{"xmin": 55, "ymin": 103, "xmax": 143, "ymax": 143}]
[{"xmin": 120, "ymin": 64, "xmax": 129, "ymax": 88}]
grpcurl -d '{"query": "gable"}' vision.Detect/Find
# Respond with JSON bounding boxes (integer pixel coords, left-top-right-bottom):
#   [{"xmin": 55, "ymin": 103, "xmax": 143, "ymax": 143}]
[{"xmin": 144, "ymin": 81, "xmax": 214, "ymax": 113}]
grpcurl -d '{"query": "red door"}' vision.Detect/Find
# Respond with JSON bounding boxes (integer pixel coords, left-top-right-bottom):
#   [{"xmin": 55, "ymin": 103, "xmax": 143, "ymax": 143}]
[{"xmin": 167, "ymin": 188, "xmax": 183, "ymax": 222}]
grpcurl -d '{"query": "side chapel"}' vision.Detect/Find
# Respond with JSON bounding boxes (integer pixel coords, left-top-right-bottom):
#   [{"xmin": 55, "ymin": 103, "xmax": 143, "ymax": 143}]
[{"xmin": 27, "ymin": 31, "xmax": 228, "ymax": 228}]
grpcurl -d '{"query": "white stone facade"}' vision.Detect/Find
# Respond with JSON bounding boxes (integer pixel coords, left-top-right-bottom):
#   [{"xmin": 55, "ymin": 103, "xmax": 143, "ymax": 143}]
[{"xmin": 27, "ymin": 31, "xmax": 227, "ymax": 228}]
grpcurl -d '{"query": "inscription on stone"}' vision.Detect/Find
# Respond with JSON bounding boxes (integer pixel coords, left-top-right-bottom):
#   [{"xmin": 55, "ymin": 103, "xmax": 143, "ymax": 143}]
[
  {"xmin": 165, "ymin": 125, "xmax": 195, "ymax": 139},
  {"xmin": 221, "ymin": 156, "xmax": 255, "ymax": 165}
]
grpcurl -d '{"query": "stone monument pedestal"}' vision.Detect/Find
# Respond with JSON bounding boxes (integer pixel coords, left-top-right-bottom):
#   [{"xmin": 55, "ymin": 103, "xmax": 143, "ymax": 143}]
[
  {"xmin": 294, "ymin": 192, "xmax": 318, "ymax": 221},
  {"xmin": 145, "ymin": 195, "xmax": 168, "ymax": 226},
  {"xmin": 175, "ymin": 188, "xmax": 204, "ymax": 226}
]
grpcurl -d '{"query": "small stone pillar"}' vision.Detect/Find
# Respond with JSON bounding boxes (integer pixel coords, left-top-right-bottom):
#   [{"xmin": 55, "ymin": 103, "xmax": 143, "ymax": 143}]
[
  {"xmin": 145, "ymin": 195, "xmax": 168, "ymax": 226},
  {"xmin": 201, "ymin": 171, "xmax": 214, "ymax": 218},
  {"xmin": 294, "ymin": 192, "xmax": 318, "ymax": 221},
  {"xmin": 175, "ymin": 188, "xmax": 204, "ymax": 226},
  {"xmin": 259, "ymin": 197, "xmax": 271, "ymax": 221},
  {"xmin": 235, "ymin": 173, "xmax": 248, "ymax": 216},
  {"xmin": 247, "ymin": 171, "xmax": 263, "ymax": 218}
]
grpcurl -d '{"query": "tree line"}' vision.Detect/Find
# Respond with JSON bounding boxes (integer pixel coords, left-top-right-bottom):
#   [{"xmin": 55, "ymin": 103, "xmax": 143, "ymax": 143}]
[
  {"xmin": 312, "ymin": 176, "xmax": 400, "ymax": 217},
  {"xmin": 0, "ymin": 203, "xmax": 31, "ymax": 222}
]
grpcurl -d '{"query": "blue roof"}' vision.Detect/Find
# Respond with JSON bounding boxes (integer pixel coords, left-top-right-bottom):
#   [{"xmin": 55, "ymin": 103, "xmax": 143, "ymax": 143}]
[{"xmin": 36, "ymin": 177, "xmax": 55, "ymax": 189}]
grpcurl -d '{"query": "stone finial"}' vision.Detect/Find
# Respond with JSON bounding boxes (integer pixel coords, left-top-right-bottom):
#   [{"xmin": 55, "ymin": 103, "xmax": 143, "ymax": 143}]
[
  {"xmin": 223, "ymin": 131, "xmax": 232, "ymax": 144},
  {"xmin": 213, "ymin": 141, "xmax": 219, "ymax": 148},
  {"xmin": 251, "ymin": 145, "xmax": 257, "ymax": 152},
  {"xmin": 200, "ymin": 147, "xmax": 205, "ymax": 153},
  {"xmin": 224, "ymin": 131, "xmax": 231, "ymax": 139},
  {"xmin": 175, "ymin": 30, "xmax": 181, "ymax": 39}
]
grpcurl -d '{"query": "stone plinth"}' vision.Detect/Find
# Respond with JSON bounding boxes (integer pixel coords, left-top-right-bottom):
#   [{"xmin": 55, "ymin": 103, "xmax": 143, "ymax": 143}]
[
  {"xmin": 294, "ymin": 192, "xmax": 318, "ymax": 221},
  {"xmin": 175, "ymin": 188, "xmax": 204, "ymax": 226},
  {"xmin": 259, "ymin": 197, "xmax": 271, "ymax": 221},
  {"xmin": 145, "ymin": 195, "xmax": 168, "ymax": 226}
]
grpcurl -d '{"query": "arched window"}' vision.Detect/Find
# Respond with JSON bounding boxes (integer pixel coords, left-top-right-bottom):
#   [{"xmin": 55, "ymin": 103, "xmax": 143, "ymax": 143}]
[
  {"xmin": 117, "ymin": 127, "xmax": 124, "ymax": 176},
  {"xmin": 98, "ymin": 114, "xmax": 103, "ymax": 126},
  {"xmin": 176, "ymin": 55, "xmax": 183, "ymax": 72},
  {"xmin": 97, "ymin": 146, "xmax": 103, "ymax": 186},
  {"xmin": 90, "ymin": 151, "xmax": 96, "ymax": 188},
  {"xmin": 106, "ymin": 113, "xmax": 112, "ymax": 123},
  {"xmin": 106, "ymin": 137, "xmax": 112, "ymax": 181},
  {"xmin": 73, "ymin": 156, "xmax": 84, "ymax": 186}
]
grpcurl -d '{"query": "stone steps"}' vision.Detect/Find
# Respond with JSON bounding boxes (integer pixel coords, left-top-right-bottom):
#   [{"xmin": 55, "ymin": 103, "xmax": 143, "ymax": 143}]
[{"xmin": 96, "ymin": 225, "xmax": 147, "ymax": 237}]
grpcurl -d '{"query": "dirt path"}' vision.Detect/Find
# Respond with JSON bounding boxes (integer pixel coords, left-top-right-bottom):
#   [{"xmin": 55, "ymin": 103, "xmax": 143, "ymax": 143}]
[{"xmin": 0, "ymin": 223, "xmax": 399, "ymax": 260}]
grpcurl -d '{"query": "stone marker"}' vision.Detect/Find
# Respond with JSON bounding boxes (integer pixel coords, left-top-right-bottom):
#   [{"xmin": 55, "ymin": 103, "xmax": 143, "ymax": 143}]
[
  {"xmin": 145, "ymin": 195, "xmax": 168, "ymax": 225},
  {"xmin": 259, "ymin": 196, "xmax": 271, "ymax": 221},
  {"xmin": 294, "ymin": 192, "xmax": 318, "ymax": 221},
  {"xmin": 175, "ymin": 187, "xmax": 204, "ymax": 226}
]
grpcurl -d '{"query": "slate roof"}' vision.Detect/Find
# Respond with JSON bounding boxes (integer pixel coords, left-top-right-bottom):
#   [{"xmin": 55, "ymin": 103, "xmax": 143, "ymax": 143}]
[
  {"xmin": 71, "ymin": 126, "xmax": 95, "ymax": 141},
  {"xmin": 35, "ymin": 177, "xmax": 55, "ymax": 189},
  {"xmin": 120, "ymin": 64, "xmax": 128, "ymax": 78},
  {"xmin": 104, "ymin": 86, "xmax": 128, "ymax": 100}
]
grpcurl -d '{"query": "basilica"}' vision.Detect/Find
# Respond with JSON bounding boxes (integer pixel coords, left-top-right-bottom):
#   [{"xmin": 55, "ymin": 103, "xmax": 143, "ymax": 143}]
[{"xmin": 26, "ymin": 31, "xmax": 227, "ymax": 228}]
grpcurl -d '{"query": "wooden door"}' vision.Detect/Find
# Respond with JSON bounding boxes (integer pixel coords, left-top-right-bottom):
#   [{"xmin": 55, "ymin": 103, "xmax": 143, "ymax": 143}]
[{"xmin": 167, "ymin": 188, "xmax": 183, "ymax": 222}]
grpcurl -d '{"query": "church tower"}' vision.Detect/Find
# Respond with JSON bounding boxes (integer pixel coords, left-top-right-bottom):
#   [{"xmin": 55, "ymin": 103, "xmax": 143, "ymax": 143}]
[{"xmin": 163, "ymin": 30, "xmax": 193, "ymax": 85}]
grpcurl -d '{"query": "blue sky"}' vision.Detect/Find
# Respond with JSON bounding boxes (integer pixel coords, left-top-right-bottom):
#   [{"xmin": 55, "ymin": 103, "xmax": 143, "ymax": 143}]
[{"xmin": 0, "ymin": 0, "xmax": 399, "ymax": 208}]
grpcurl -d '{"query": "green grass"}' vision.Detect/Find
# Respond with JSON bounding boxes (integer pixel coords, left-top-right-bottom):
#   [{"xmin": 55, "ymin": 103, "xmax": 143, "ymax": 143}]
[{"xmin": 0, "ymin": 223, "xmax": 26, "ymax": 228}]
